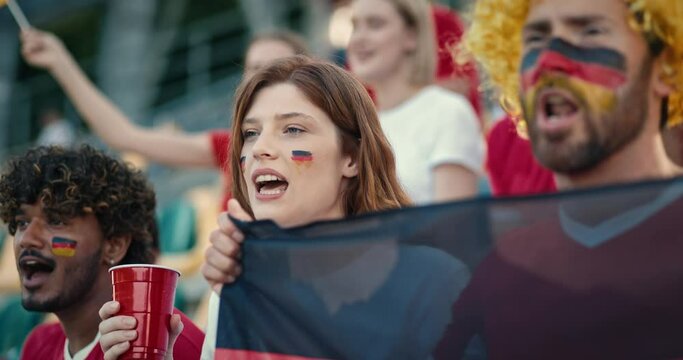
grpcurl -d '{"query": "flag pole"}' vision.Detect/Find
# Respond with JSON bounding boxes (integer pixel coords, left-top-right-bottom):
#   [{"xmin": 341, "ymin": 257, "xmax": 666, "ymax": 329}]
[{"xmin": 6, "ymin": 0, "xmax": 30, "ymax": 30}]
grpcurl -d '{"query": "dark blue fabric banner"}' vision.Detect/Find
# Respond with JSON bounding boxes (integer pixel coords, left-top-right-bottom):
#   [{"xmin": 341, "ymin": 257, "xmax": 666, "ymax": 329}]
[{"xmin": 217, "ymin": 177, "xmax": 683, "ymax": 360}]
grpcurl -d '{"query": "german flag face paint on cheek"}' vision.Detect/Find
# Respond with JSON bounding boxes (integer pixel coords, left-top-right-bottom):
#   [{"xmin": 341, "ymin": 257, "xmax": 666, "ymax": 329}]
[
  {"xmin": 51, "ymin": 237, "xmax": 77, "ymax": 257},
  {"xmin": 291, "ymin": 150, "xmax": 313, "ymax": 167},
  {"xmin": 522, "ymin": 76, "xmax": 619, "ymax": 127},
  {"xmin": 521, "ymin": 38, "xmax": 628, "ymax": 118}
]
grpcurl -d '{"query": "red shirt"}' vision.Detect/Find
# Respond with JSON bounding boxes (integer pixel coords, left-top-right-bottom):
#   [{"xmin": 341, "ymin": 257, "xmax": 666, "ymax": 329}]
[
  {"xmin": 486, "ymin": 117, "xmax": 557, "ymax": 196},
  {"xmin": 209, "ymin": 130, "xmax": 232, "ymax": 211},
  {"xmin": 436, "ymin": 195, "xmax": 683, "ymax": 358},
  {"xmin": 20, "ymin": 309, "xmax": 204, "ymax": 360}
]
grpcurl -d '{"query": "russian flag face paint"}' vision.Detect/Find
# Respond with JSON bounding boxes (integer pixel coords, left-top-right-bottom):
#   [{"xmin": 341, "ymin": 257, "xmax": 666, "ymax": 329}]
[
  {"xmin": 521, "ymin": 38, "xmax": 628, "ymax": 118},
  {"xmin": 291, "ymin": 150, "xmax": 313, "ymax": 166},
  {"xmin": 52, "ymin": 237, "xmax": 77, "ymax": 257}
]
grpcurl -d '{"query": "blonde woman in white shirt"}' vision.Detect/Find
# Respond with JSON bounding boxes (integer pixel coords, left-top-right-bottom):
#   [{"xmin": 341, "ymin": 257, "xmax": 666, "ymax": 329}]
[{"xmin": 348, "ymin": 0, "xmax": 484, "ymax": 204}]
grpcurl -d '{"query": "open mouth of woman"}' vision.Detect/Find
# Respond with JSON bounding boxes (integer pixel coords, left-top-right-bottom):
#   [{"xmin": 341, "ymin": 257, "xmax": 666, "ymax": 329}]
[{"xmin": 255, "ymin": 174, "xmax": 289, "ymax": 196}]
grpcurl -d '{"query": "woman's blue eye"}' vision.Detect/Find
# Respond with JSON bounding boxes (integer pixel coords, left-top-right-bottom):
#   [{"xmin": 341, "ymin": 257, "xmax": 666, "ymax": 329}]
[
  {"xmin": 243, "ymin": 130, "xmax": 259, "ymax": 139},
  {"xmin": 285, "ymin": 127, "xmax": 305, "ymax": 135}
]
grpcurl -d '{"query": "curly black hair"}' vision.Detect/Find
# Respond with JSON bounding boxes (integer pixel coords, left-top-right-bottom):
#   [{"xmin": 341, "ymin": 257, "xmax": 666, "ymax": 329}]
[{"xmin": 0, "ymin": 145, "xmax": 156, "ymax": 264}]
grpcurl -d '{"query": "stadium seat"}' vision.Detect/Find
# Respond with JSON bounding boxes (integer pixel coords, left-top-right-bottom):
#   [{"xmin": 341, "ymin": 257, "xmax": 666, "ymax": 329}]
[
  {"xmin": 0, "ymin": 295, "xmax": 44, "ymax": 360},
  {"xmin": 0, "ymin": 234, "xmax": 20, "ymax": 293},
  {"xmin": 158, "ymin": 186, "xmax": 219, "ymax": 277},
  {"xmin": 156, "ymin": 187, "xmax": 221, "ymax": 319},
  {"xmin": 157, "ymin": 198, "xmax": 197, "ymax": 254}
]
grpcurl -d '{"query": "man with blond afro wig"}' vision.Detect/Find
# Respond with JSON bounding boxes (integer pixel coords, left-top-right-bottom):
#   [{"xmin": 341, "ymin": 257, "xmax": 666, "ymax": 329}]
[
  {"xmin": 431, "ymin": 0, "xmax": 683, "ymax": 358},
  {"xmin": 468, "ymin": 0, "xmax": 683, "ymax": 188}
]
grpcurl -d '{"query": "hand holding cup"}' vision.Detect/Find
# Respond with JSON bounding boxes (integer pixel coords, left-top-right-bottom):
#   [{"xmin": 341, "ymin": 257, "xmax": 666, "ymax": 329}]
[{"xmin": 100, "ymin": 265, "xmax": 182, "ymax": 360}]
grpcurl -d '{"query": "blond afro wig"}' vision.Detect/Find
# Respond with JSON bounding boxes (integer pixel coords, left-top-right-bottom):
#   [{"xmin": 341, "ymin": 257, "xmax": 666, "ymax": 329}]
[{"xmin": 464, "ymin": 0, "xmax": 683, "ymax": 131}]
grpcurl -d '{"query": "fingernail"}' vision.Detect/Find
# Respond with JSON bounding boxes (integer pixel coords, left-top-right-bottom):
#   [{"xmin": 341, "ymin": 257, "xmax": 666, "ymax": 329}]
[
  {"xmin": 127, "ymin": 330, "xmax": 137, "ymax": 339},
  {"xmin": 124, "ymin": 317, "xmax": 136, "ymax": 327}
]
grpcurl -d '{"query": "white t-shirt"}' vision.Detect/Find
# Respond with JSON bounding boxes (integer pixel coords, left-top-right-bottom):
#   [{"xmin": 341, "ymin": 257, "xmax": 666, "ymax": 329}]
[
  {"xmin": 379, "ymin": 86, "xmax": 484, "ymax": 204},
  {"xmin": 63, "ymin": 331, "xmax": 100, "ymax": 360}
]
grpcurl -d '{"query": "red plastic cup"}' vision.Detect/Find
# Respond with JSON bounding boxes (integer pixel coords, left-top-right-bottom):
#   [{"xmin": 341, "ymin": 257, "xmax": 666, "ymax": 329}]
[{"xmin": 109, "ymin": 264, "xmax": 181, "ymax": 360}]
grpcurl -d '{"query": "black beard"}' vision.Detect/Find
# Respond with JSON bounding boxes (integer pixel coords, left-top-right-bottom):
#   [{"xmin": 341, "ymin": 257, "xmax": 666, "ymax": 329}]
[
  {"xmin": 22, "ymin": 245, "xmax": 102, "ymax": 313},
  {"xmin": 523, "ymin": 57, "xmax": 653, "ymax": 174}
]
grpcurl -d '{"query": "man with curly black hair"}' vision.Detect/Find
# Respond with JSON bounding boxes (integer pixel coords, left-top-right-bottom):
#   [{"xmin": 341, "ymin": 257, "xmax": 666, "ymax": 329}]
[{"xmin": 0, "ymin": 145, "xmax": 204, "ymax": 360}]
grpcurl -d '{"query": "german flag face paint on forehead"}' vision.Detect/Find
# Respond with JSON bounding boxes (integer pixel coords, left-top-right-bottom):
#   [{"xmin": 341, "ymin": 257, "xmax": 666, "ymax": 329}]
[
  {"xmin": 521, "ymin": 38, "xmax": 627, "ymax": 92},
  {"xmin": 51, "ymin": 237, "xmax": 77, "ymax": 257}
]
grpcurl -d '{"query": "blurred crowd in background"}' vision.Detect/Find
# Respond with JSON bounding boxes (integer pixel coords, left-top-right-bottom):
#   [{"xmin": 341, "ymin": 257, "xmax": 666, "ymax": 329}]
[
  {"xmin": 0, "ymin": 0, "xmax": 540, "ymax": 358},
  {"xmin": 0, "ymin": 1, "xmax": 493, "ymax": 358}
]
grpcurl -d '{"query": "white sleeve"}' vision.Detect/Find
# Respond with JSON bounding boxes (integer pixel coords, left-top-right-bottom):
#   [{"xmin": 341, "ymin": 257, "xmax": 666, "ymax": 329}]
[
  {"xmin": 200, "ymin": 292, "xmax": 220, "ymax": 360},
  {"xmin": 427, "ymin": 95, "xmax": 485, "ymax": 175}
]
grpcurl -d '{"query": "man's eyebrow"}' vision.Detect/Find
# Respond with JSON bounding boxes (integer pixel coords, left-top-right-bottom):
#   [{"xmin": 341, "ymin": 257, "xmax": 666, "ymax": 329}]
[
  {"xmin": 523, "ymin": 15, "xmax": 609, "ymax": 34},
  {"xmin": 564, "ymin": 15, "xmax": 609, "ymax": 27}
]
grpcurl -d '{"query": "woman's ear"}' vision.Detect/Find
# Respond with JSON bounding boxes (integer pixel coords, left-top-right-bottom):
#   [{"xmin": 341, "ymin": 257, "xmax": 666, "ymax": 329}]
[
  {"xmin": 102, "ymin": 235, "xmax": 132, "ymax": 265},
  {"xmin": 342, "ymin": 154, "xmax": 359, "ymax": 178}
]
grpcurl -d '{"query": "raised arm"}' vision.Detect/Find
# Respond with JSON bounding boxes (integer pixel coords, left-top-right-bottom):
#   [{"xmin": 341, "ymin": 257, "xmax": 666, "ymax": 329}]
[{"xmin": 20, "ymin": 29, "xmax": 217, "ymax": 168}]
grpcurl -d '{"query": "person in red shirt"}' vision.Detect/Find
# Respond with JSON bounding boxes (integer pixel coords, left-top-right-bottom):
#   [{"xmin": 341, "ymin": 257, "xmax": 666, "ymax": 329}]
[
  {"xmin": 486, "ymin": 118, "xmax": 683, "ymax": 197},
  {"xmin": 20, "ymin": 29, "xmax": 309, "ymax": 211},
  {"xmin": 432, "ymin": 5, "xmax": 555, "ymax": 198},
  {"xmin": 464, "ymin": 0, "xmax": 682, "ymax": 190},
  {"xmin": 0, "ymin": 145, "xmax": 205, "ymax": 360},
  {"xmin": 21, "ymin": 309, "xmax": 201, "ymax": 360},
  {"xmin": 486, "ymin": 115, "xmax": 557, "ymax": 196},
  {"xmin": 436, "ymin": 182, "xmax": 683, "ymax": 358},
  {"xmin": 433, "ymin": 0, "xmax": 683, "ymax": 356},
  {"xmin": 431, "ymin": 4, "xmax": 483, "ymax": 119}
]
